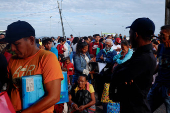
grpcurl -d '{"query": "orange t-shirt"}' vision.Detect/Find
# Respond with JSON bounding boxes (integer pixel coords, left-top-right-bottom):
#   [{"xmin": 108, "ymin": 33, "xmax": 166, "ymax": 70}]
[{"xmin": 7, "ymin": 49, "xmax": 63, "ymax": 113}]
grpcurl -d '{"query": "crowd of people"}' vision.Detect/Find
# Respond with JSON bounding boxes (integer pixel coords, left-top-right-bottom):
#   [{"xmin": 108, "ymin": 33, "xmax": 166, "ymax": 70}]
[{"xmin": 0, "ymin": 17, "xmax": 170, "ymax": 113}]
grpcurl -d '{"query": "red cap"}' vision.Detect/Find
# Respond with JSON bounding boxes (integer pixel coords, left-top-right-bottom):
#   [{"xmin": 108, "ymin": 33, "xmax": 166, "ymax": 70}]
[{"xmin": 115, "ymin": 38, "xmax": 121, "ymax": 44}]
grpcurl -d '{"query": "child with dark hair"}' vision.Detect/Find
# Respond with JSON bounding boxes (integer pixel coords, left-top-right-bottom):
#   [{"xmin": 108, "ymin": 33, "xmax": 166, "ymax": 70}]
[
  {"xmin": 58, "ymin": 54, "xmax": 63, "ymax": 68},
  {"xmin": 57, "ymin": 38, "xmax": 66, "ymax": 55},
  {"xmin": 63, "ymin": 57, "xmax": 74, "ymax": 85}
]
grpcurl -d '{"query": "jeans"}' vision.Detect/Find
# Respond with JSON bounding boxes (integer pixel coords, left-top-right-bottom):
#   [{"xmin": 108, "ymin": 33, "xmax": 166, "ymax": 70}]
[
  {"xmin": 102, "ymin": 103, "xmax": 108, "ymax": 113},
  {"xmin": 147, "ymin": 83, "xmax": 170, "ymax": 113}
]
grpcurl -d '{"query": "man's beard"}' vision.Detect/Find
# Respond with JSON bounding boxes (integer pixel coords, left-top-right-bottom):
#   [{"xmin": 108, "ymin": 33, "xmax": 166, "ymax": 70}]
[
  {"xmin": 105, "ymin": 47, "xmax": 110, "ymax": 51},
  {"xmin": 131, "ymin": 38, "xmax": 137, "ymax": 49}
]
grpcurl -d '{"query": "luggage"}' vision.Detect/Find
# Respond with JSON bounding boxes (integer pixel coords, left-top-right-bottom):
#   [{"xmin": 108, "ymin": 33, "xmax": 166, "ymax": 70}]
[
  {"xmin": 107, "ymin": 102, "xmax": 120, "ymax": 113},
  {"xmin": 0, "ymin": 91, "xmax": 15, "ymax": 113},
  {"xmin": 101, "ymin": 83, "xmax": 113, "ymax": 103},
  {"xmin": 22, "ymin": 72, "xmax": 69, "ymax": 109},
  {"xmin": 22, "ymin": 75, "xmax": 45, "ymax": 110}
]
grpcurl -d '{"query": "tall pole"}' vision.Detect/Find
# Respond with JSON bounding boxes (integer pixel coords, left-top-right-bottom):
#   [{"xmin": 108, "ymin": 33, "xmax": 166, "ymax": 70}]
[
  {"xmin": 165, "ymin": 0, "xmax": 170, "ymax": 25},
  {"xmin": 57, "ymin": 1, "xmax": 65, "ymax": 38},
  {"xmin": 50, "ymin": 16, "xmax": 52, "ymax": 36}
]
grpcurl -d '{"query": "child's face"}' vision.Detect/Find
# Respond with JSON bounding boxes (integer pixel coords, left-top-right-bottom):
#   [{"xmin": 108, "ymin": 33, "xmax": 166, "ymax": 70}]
[
  {"xmin": 44, "ymin": 41, "xmax": 52, "ymax": 50},
  {"xmin": 154, "ymin": 54, "xmax": 157, "ymax": 58},
  {"xmin": 66, "ymin": 59, "xmax": 70, "ymax": 64},
  {"xmin": 58, "ymin": 56, "xmax": 61, "ymax": 61}
]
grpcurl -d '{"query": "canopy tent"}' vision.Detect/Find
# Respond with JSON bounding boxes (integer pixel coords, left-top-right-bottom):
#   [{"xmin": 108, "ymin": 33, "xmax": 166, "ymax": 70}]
[
  {"xmin": 101, "ymin": 32, "xmax": 116, "ymax": 37},
  {"xmin": 0, "ymin": 30, "xmax": 6, "ymax": 34}
]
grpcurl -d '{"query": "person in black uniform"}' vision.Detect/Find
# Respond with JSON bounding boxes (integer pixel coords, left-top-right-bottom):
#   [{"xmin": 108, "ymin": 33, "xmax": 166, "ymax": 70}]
[{"xmin": 109, "ymin": 18, "xmax": 156, "ymax": 113}]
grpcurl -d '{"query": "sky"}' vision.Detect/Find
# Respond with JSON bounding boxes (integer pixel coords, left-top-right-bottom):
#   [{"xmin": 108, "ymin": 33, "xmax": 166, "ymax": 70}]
[{"xmin": 0, "ymin": 0, "xmax": 165, "ymax": 38}]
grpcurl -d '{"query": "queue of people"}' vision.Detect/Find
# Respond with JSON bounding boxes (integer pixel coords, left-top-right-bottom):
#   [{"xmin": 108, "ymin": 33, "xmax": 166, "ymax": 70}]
[{"xmin": 0, "ymin": 17, "xmax": 169, "ymax": 113}]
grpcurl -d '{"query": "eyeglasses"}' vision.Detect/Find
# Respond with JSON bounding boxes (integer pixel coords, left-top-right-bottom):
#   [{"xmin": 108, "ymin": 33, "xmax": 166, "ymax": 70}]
[{"xmin": 105, "ymin": 44, "xmax": 112, "ymax": 47}]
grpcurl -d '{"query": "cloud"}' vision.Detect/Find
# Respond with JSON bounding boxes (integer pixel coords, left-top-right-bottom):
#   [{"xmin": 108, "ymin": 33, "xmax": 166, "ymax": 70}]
[{"xmin": 0, "ymin": 0, "xmax": 165, "ymax": 37}]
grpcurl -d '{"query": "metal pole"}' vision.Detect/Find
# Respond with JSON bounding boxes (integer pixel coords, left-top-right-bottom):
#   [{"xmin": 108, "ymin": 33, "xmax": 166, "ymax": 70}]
[
  {"xmin": 57, "ymin": 1, "xmax": 65, "ymax": 38},
  {"xmin": 50, "ymin": 16, "xmax": 52, "ymax": 36},
  {"xmin": 165, "ymin": 0, "xmax": 170, "ymax": 25}
]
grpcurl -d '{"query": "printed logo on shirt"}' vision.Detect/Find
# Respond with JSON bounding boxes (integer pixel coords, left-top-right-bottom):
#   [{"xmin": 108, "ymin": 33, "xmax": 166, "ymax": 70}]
[
  {"xmin": 92, "ymin": 45, "xmax": 99, "ymax": 49},
  {"xmin": 13, "ymin": 65, "xmax": 36, "ymax": 78},
  {"xmin": 12, "ymin": 65, "xmax": 36, "ymax": 88}
]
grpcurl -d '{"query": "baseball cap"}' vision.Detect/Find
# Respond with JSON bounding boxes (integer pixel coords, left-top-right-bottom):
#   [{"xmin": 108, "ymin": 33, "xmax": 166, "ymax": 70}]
[
  {"xmin": 5, "ymin": 20, "xmax": 35, "ymax": 43},
  {"xmin": 115, "ymin": 38, "xmax": 121, "ymax": 44},
  {"xmin": 126, "ymin": 17, "xmax": 155, "ymax": 36}
]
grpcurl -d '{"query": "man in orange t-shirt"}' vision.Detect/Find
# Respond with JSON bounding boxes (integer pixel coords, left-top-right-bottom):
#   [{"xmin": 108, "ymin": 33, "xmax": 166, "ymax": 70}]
[{"xmin": 5, "ymin": 20, "xmax": 63, "ymax": 113}]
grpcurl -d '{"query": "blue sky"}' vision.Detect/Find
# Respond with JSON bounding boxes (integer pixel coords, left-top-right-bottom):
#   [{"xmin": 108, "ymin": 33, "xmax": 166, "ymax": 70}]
[{"xmin": 0, "ymin": 0, "xmax": 165, "ymax": 38}]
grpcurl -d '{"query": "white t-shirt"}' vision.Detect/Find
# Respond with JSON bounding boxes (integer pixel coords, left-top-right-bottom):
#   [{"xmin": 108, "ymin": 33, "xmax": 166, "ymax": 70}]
[
  {"xmin": 112, "ymin": 43, "xmax": 121, "ymax": 50},
  {"xmin": 112, "ymin": 43, "xmax": 121, "ymax": 54},
  {"xmin": 71, "ymin": 43, "xmax": 77, "ymax": 53},
  {"xmin": 64, "ymin": 44, "xmax": 69, "ymax": 57},
  {"xmin": 83, "ymin": 54, "xmax": 90, "ymax": 76}
]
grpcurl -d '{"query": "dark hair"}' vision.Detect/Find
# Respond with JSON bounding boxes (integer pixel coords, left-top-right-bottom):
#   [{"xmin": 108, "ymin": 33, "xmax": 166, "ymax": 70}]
[
  {"xmin": 35, "ymin": 39, "xmax": 39, "ymax": 44},
  {"xmin": 51, "ymin": 37, "xmax": 55, "ymax": 40},
  {"xmin": 107, "ymin": 35, "xmax": 111, "ymax": 38},
  {"xmin": 39, "ymin": 38, "xmax": 42, "ymax": 42},
  {"xmin": 153, "ymin": 50, "xmax": 157, "ymax": 55},
  {"xmin": 72, "ymin": 37, "xmax": 79, "ymax": 45},
  {"xmin": 83, "ymin": 36, "xmax": 88, "ymax": 41},
  {"xmin": 0, "ymin": 34, "xmax": 5, "ymax": 36},
  {"xmin": 88, "ymin": 36, "xmax": 93, "ymax": 41},
  {"xmin": 59, "ymin": 38, "xmax": 66, "ymax": 43},
  {"xmin": 79, "ymin": 74, "xmax": 88, "ymax": 80},
  {"xmin": 161, "ymin": 25, "xmax": 170, "ymax": 34},
  {"xmin": 121, "ymin": 40, "xmax": 129, "ymax": 46},
  {"xmin": 76, "ymin": 39, "xmax": 88, "ymax": 55},
  {"xmin": 99, "ymin": 38, "xmax": 104, "ymax": 43},
  {"xmin": 65, "ymin": 57, "xmax": 70, "ymax": 61},
  {"xmin": 131, "ymin": 29, "xmax": 153, "ymax": 41},
  {"xmin": 42, "ymin": 38, "xmax": 52, "ymax": 45},
  {"xmin": 138, "ymin": 31, "xmax": 153, "ymax": 41},
  {"xmin": 93, "ymin": 34, "xmax": 100, "ymax": 38},
  {"xmin": 151, "ymin": 39, "xmax": 159, "ymax": 45}
]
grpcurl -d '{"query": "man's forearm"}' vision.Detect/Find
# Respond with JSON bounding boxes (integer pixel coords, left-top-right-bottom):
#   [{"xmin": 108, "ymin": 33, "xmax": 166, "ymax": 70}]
[{"xmin": 22, "ymin": 93, "xmax": 60, "ymax": 113}]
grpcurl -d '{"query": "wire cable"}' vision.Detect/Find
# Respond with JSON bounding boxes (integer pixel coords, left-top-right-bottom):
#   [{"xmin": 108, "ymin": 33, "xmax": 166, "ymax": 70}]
[
  {"xmin": 2, "ymin": 7, "xmax": 58, "ymax": 21},
  {"xmin": 62, "ymin": 13, "xmax": 79, "ymax": 37}
]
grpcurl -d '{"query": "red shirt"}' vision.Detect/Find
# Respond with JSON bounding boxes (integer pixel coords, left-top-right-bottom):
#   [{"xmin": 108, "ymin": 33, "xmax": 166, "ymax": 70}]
[
  {"xmin": 57, "ymin": 44, "xmax": 64, "ymax": 54},
  {"xmin": 89, "ymin": 42, "xmax": 103, "ymax": 57},
  {"xmin": 59, "ymin": 61, "xmax": 62, "ymax": 68},
  {"xmin": 63, "ymin": 62, "xmax": 74, "ymax": 76}
]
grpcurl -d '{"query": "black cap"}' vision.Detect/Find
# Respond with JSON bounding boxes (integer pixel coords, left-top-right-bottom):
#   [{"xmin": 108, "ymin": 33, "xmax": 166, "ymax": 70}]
[
  {"xmin": 126, "ymin": 17, "xmax": 155, "ymax": 35},
  {"xmin": 5, "ymin": 20, "xmax": 35, "ymax": 43}
]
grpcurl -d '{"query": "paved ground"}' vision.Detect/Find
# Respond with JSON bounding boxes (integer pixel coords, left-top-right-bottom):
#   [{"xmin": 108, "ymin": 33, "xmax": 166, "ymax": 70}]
[
  {"xmin": 94, "ymin": 93, "xmax": 166, "ymax": 113},
  {"xmin": 95, "ymin": 104, "xmax": 166, "ymax": 113}
]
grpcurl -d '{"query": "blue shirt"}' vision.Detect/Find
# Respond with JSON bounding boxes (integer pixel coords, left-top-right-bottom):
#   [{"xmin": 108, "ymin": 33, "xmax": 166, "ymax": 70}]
[
  {"xmin": 113, "ymin": 48, "xmax": 133, "ymax": 64},
  {"xmin": 96, "ymin": 48, "xmax": 117, "ymax": 64},
  {"xmin": 155, "ymin": 44, "xmax": 170, "ymax": 87},
  {"xmin": 50, "ymin": 47, "xmax": 58, "ymax": 58}
]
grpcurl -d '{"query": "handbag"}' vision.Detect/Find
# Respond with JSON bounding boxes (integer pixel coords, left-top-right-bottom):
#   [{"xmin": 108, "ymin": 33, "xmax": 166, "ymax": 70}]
[
  {"xmin": 71, "ymin": 83, "xmax": 96, "ymax": 113},
  {"xmin": 101, "ymin": 83, "xmax": 113, "ymax": 103},
  {"xmin": 107, "ymin": 102, "xmax": 120, "ymax": 113},
  {"xmin": 0, "ymin": 91, "xmax": 15, "ymax": 113}
]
